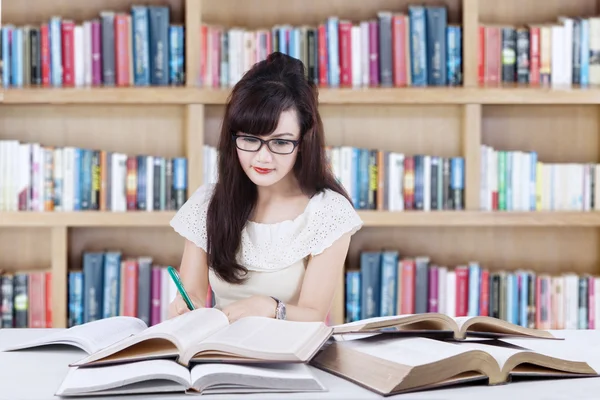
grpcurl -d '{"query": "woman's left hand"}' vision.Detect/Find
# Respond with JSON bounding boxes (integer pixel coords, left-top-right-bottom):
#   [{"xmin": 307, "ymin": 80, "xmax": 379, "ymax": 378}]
[{"xmin": 220, "ymin": 295, "xmax": 277, "ymax": 323}]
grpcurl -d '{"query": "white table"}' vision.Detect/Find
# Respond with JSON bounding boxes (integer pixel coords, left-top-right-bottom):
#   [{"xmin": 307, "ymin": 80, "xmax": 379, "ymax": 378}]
[{"xmin": 2, "ymin": 329, "xmax": 600, "ymax": 399}]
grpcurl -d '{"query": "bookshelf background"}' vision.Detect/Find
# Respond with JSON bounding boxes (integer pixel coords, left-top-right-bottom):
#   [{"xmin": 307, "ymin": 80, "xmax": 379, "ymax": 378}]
[{"xmin": 0, "ymin": 0, "xmax": 599, "ymax": 329}]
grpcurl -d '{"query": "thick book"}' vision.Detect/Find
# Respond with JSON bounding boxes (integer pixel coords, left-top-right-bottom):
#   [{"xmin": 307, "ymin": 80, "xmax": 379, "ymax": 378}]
[
  {"xmin": 332, "ymin": 313, "xmax": 557, "ymax": 340},
  {"xmin": 70, "ymin": 307, "xmax": 332, "ymax": 367},
  {"xmin": 55, "ymin": 359, "xmax": 326, "ymax": 397},
  {"xmin": 310, "ymin": 335, "xmax": 597, "ymax": 396},
  {"xmin": 1, "ymin": 316, "xmax": 148, "ymax": 354}
]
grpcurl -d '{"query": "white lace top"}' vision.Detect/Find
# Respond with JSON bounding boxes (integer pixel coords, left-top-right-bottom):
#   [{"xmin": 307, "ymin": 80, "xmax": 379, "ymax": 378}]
[{"xmin": 169, "ymin": 183, "xmax": 364, "ymax": 309}]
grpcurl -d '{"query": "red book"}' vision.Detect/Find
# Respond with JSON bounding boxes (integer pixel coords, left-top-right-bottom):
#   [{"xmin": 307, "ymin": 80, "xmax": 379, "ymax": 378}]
[
  {"xmin": 479, "ymin": 269, "xmax": 489, "ymax": 316},
  {"xmin": 200, "ymin": 24, "xmax": 207, "ymax": 86},
  {"xmin": 28, "ymin": 272, "xmax": 46, "ymax": 328},
  {"xmin": 123, "ymin": 260, "xmax": 139, "ymax": 317},
  {"xmin": 45, "ymin": 271, "xmax": 53, "ymax": 327},
  {"xmin": 114, "ymin": 14, "xmax": 130, "ymax": 86},
  {"xmin": 455, "ymin": 266, "xmax": 469, "ymax": 317},
  {"xmin": 318, "ymin": 24, "xmax": 328, "ymax": 87},
  {"xmin": 529, "ymin": 26, "xmax": 541, "ymax": 85},
  {"xmin": 400, "ymin": 259, "xmax": 415, "ymax": 314},
  {"xmin": 478, "ymin": 25, "xmax": 485, "ymax": 85},
  {"xmin": 427, "ymin": 266, "xmax": 439, "ymax": 313},
  {"xmin": 338, "ymin": 20, "xmax": 352, "ymax": 87},
  {"xmin": 484, "ymin": 26, "xmax": 501, "ymax": 86},
  {"xmin": 40, "ymin": 24, "xmax": 51, "ymax": 86},
  {"xmin": 61, "ymin": 20, "xmax": 75, "ymax": 86},
  {"xmin": 392, "ymin": 14, "xmax": 408, "ymax": 87}
]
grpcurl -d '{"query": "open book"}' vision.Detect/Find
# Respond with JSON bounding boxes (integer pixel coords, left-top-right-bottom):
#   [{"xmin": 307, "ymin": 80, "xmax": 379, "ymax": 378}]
[
  {"xmin": 56, "ymin": 359, "xmax": 326, "ymax": 397},
  {"xmin": 310, "ymin": 335, "xmax": 597, "ymax": 396},
  {"xmin": 0, "ymin": 316, "xmax": 148, "ymax": 354},
  {"xmin": 71, "ymin": 307, "xmax": 332, "ymax": 368},
  {"xmin": 332, "ymin": 313, "xmax": 556, "ymax": 340}
]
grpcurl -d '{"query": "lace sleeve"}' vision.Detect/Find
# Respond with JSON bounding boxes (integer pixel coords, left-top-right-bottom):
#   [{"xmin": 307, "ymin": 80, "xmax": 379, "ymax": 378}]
[
  {"xmin": 308, "ymin": 190, "xmax": 364, "ymax": 256},
  {"xmin": 169, "ymin": 184, "xmax": 215, "ymax": 251}
]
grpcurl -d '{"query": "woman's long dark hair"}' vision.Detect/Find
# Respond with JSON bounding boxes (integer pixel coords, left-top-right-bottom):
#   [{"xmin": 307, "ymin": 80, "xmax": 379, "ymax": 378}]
[{"xmin": 206, "ymin": 52, "xmax": 351, "ymax": 284}]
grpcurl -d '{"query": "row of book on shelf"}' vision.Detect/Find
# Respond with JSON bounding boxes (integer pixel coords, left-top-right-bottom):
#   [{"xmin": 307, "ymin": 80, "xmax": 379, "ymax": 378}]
[
  {"xmin": 66, "ymin": 251, "xmax": 216, "ymax": 328},
  {"xmin": 200, "ymin": 4, "xmax": 461, "ymax": 89},
  {"xmin": 3, "ymin": 268, "xmax": 600, "ymax": 397},
  {"xmin": 0, "ymin": 252, "xmax": 213, "ymax": 329},
  {"xmin": 480, "ymin": 144, "xmax": 600, "ymax": 211},
  {"xmin": 0, "ymin": 139, "xmax": 188, "ymax": 212},
  {"xmin": 479, "ymin": 16, "xmax": 600, "ymax": 86},
  {"xmin": 204, "ymin": 145, "xmax": 466, "ymax": 211},
  {"xmin": 0, "ymin": 5, "xmax": 184, "ymax": 88},
  {"xmin": 347, "ymin": 250, "xmax": 600, "ymax": 331},
  {"xmin": 0, "ymin": 270, "xmax": 51, "ymax": 329}
]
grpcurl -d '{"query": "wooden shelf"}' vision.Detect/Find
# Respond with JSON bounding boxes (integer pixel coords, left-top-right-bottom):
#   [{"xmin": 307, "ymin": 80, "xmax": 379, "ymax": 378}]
[
  {"xmin": 5, "ymin": 86, "xmax": 600, "ymax": 105},
  {"xmin": 0, "ymin": 211, "xmax": 176, "ymax": 227},
  {"xmin": 2, "ymin": 211, "xmax": 600, "ymax": 228},
  {"xmin": 1, "ymin": 87, "xmax": 200, "ymax": 105},
  {"xmin": 359, "ymin": 211, "xmax": 600, "ymax": 227}
]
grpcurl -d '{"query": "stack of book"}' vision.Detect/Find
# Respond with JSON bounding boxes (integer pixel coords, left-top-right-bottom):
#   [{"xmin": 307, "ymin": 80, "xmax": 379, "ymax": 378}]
[{"xmin": 1, "ymin": 309, "xmax": 597, "ymax": 396}]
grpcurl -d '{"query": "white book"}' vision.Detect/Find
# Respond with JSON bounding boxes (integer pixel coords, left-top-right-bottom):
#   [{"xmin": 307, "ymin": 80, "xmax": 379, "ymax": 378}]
[
  {"xmin": 1, "ymin": 316, "xmax": 148, "ymax": 354},
  {"xmin": 83, "ymin": 21, "xmax": 92, "ymax": 86},
  {"xmin": 351, "ymin": 25, "xmax": 361, "ymax": 87},
  {"xmin": 313, "ymin": 336, "xmax": 596, "ymax": 396},
  {"xmin": 67, "ymin": 308, "xmax": 331, "ymax": 368},
  {"xmin": 55, "ymin": 359, "xmax": 325, "ymax": 397},
  {"xmin": 146, "ymin": 155, "xmax": 154, "ymax": 211},
  {"xmin": 74, "ymin": 25, "xmax": 84, "ymax": 87}
]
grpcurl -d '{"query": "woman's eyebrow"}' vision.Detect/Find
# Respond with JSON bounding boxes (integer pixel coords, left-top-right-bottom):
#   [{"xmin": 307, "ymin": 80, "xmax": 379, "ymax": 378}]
[{"xmin": 270, "ymin": 132, "xmax": 295, "ymax": 138}]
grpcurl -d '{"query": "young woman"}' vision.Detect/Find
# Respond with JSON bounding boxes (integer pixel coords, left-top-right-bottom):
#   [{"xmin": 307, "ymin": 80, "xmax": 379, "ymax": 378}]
[{"xmin": 168, "ymin": 52, "xmax": 363, "ymax": 323}]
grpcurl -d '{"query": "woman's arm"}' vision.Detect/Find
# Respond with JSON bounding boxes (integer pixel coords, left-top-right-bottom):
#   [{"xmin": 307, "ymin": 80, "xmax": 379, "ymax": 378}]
[
  {"xmin": 220, "ymin": 232, "xmax": 352, "ymax": 323},
  {"xmin": 168, "ymin": 239, "xmax": 209, "ymax": 317},
  {"xmin": 285, "ymin": 232, "xmax": 352, "ymax": 322}
]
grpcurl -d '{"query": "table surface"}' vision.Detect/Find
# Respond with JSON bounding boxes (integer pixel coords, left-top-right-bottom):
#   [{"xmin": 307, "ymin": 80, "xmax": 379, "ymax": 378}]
[{"xmin": 2, "ymin": 328, "xmax": 600, "ymax": 399}]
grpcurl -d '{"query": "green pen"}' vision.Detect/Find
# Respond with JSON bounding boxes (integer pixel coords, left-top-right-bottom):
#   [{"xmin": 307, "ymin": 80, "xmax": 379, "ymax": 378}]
[{"xmin": 167, "ymin": 266, "xmax": 196, "ymax": 311}]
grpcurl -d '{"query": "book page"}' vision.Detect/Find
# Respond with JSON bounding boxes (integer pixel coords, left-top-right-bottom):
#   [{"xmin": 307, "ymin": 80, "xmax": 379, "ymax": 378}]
[
  {"xmin": 191, "ymin": 317, "xmax": 327, "ymax": 361},
  {"xmin": 499, "ymin": 337, "xmax": 599, "ymax": 370},
  {"xmin": 55, "ymin": 360, "xmax": 191, "ymax": 396},
  {"xmin": 452, "ymin": 341, "xmax": 525, "ymax": 371},
  {"xmin": 337, "ymin": 336, "xmax": 476, "ymax": 367},
  {"xmin": 1, "ymin": 316, "xmax": 148, "ymax": 354},
  {"xmin": 333, "ymin": 314, "xmax": 417, "ymax": 329},
  {"xmin": 190, "ymin": 362, "xmax": 324, "ymax": 392},
  {"xmin": 139, "ymin": 307, "xmax": 229, "ymax": 351}
]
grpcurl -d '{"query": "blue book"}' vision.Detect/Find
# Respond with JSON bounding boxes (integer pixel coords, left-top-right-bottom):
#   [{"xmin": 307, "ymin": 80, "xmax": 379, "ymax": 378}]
[
  {"xmin": 131, "ymin": 5, "xmax": 150, "ymax": 86},
  {"xmin": 380, "ymin": 251, "xmax": 399, "ymax": 316},
  {"xmin": 360, "ymin": 252, "xmax": 382, "ymax": 319},
  {"xmin": 408, "ymin": 6, "xmax": 428, "ymax": 86},
  {"xmin": 327, "ymin": 17, "xmax": 339, "ymax": 87}
]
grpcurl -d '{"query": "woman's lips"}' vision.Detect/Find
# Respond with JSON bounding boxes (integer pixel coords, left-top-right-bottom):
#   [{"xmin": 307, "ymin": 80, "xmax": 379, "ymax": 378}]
[{"xmin": 253, "ymin": 167, "xmax": 273, "ymax": 174}]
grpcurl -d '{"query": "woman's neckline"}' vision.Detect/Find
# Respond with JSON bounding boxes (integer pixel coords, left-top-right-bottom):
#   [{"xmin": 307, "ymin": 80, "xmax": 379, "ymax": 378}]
[{"xmin": 246, "ymin": 190, "xmax": 322, "ymax": 227}]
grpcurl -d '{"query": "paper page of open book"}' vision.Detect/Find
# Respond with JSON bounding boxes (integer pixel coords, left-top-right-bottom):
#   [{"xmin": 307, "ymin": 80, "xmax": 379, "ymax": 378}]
[
  {"xmin": 190, "ymin": 317, "xmax": 324, "ymax": 361},
  {"xmin": 1, "ymin": 316, "xmax": 148, "ymax": 354},
  {"xmin": 55, "ymin": 359, "xmax": 191, "ymax": 395},
  {"xmin": 337, "ymin": 336, "xmax": 474, "ymax": 367},
  {"xmin": 499, "ymin": 336, "xmax": 600, "ymax": 372},
  {"xmin": 451, "ymin": 341, "xmax": 525, "ymax": 373},
  {"xmin": 332, "ymin": 315, "xmax": 416, "ymax": 329},
  {"xmin": 190, "ymin": 362, "xmax": 324, "ymax": 392},
  {"xmin": 139, "ymin": 307, "xmax": 230, "ymax": 353}
]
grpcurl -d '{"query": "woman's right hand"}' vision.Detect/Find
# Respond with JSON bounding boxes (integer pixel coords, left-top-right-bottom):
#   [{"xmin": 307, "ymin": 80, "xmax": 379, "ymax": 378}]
[{"xmin": 167, "ymin": 293, "xmax": 204, "ymax": 319}]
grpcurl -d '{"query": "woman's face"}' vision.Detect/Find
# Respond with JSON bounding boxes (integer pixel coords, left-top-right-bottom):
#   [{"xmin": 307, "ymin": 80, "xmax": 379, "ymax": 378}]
[{"xmin": 235, "ymin": 109, "xmax": 300, "ymax": 188}]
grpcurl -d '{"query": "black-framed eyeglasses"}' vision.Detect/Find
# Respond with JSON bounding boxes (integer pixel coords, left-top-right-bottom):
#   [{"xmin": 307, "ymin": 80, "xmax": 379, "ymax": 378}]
[{"xmin": 232, "ymin": 134, "xmax": 300, "ymax": 155}]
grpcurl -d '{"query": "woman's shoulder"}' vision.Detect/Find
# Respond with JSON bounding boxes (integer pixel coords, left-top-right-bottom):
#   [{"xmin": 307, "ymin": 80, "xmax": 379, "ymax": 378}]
[
  {"xmin": 302, "ymin": 188, "xmax": 364, "ymax": 255},
  {"xmin": 168, "ymin": 183, "xmax": 216, "ymax": 251}
]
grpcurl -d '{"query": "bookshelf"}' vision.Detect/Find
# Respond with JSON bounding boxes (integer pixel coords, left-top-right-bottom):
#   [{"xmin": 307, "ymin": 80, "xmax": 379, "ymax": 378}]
[{"xmin": 0, "ymin": 0, "xmax": 599, "ymax": 330}]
